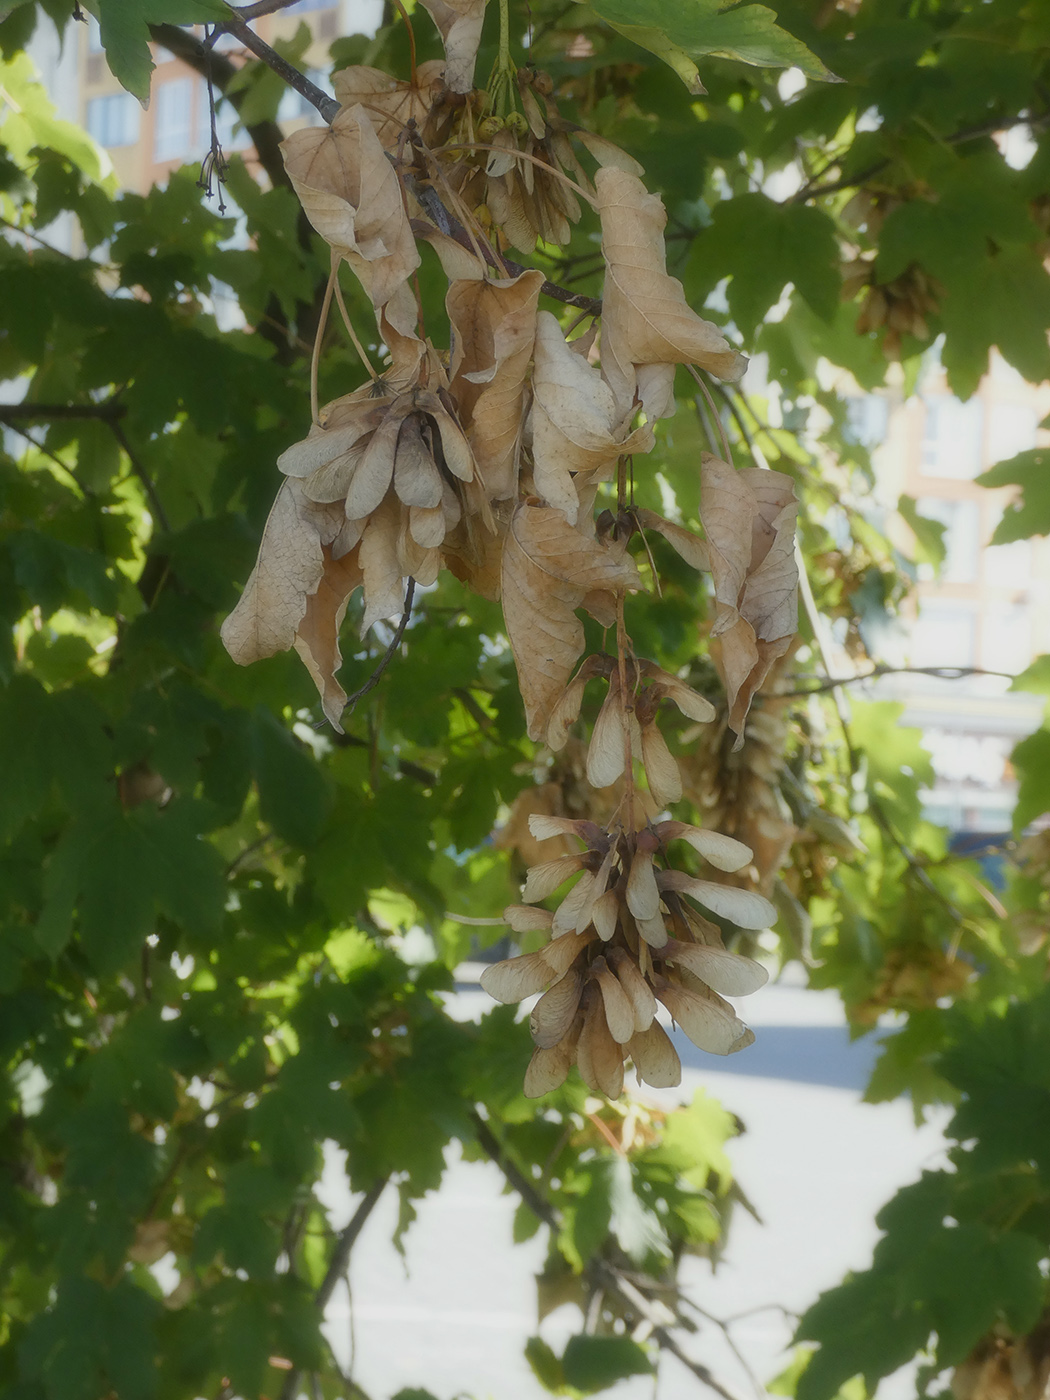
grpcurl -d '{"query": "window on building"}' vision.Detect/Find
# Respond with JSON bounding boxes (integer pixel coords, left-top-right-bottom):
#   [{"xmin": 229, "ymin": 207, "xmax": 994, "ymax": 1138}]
[
  {"xmin": 987, "ymin": 402, "xmax": 1038, "ymax": 467},
  {"xmin": 910, "ymin": 601, "xmax": 978, "ymax": 668},
  {"xmin": 921, "ymin": 395, "xmax": 983, "ymax": 478},
  {"xmin": 86, "ymin": 93, "xmax": 140, "ymax": 148},
  {"xmin": 982, "ymin": 603, "xmax": 1032, "ymax": 675},
  {"xmin": 916, "ymin": 498, "xmax": 981, "ymax": 583},
  {"xmin": 154, "ymin": 78, "xmax": 193, "ymax": 162}
]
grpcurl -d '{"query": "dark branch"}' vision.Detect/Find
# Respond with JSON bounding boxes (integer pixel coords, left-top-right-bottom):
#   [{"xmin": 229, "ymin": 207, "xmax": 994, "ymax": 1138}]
[
  {"xmin": 784, "ymin": 664, "xmax": 1017, "ymax": 697},
  {"xmin": 109, "ymin": 421, "xmax": 171, "ymax": 535},
  {"xmin": 221, "ymin": 20, "xmax": 341, "ymax": 124},
  {"xmin": 469, "ymin": 1112, "xmax": 749, "ymax": 1400},
  {"xmin": 0, "ymin": 401, "xmax": 126, "ymax": 422},
  {"xmin": 277, "ymin": 1177, "xmax": 389, "ymax": 1400}
]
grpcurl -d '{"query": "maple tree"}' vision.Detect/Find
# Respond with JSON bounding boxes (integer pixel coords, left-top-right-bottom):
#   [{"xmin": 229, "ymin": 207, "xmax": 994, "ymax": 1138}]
[{"xmin": 2, "ymin": 0, "xmax": 1050, "ymax": 1396}]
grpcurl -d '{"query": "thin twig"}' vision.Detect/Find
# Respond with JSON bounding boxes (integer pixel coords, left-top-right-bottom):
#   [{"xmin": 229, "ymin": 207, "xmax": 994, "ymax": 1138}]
[
  {"xmin": 277, "ymin": 1177, "xmax": 389, "ymax": 1400},
  {"xmin": 108, "ymin": 421, "xmax": 171, "ymax": 534},
  {"xmin": 785, "ymin": 664, "xmax": 1017, "ymax": 697},
  {"xmin": 219, "ymin": 20, "xmax": 341, "ymax": 124},
  {"xmin": 342, "ymin": 579, "xmax": 416, "ymax": 717},
  {"xmin": 470, "ymin": 1113, "xmax": 749, "ymax": 1400}
]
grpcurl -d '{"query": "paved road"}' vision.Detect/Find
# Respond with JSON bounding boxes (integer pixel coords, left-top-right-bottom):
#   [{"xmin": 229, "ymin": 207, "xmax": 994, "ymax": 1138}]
[{"xmin": 317, "ymin": 973, "xmax": 950, "ymax": 1400}]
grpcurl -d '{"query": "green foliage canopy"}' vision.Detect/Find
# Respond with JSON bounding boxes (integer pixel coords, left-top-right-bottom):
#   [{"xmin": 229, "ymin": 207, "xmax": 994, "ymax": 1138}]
[{"xmin": 0, "ymin": 0, "xmax": 1049, "ymax": 1395}]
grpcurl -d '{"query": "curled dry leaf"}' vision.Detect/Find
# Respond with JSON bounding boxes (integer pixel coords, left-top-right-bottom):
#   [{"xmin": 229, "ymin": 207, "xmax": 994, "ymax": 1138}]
[
  {"xmin": 501, "ymin": 502, "xmax": 641, "ymax": 741},
  {"xmin": 416, "ymin": 0, "xmax": 487, "ymax": 93},
  {"xmin": 530, "ymin": 311, "xmax": 653, "ymax": 525},
  {"xmin": 293, "ymin": 546, "xmax": 364, "ymax": 731},
  {"xmin": 594, "ymin": 166, "xmax": 747, "ymax": 421},
  {"xmin": 700, "ymin": 454, "xmax": 799, "ymax": 739},
  {"xmin": 447, "ymin": 271, "xmax": 545, "ymax": 501},
  {"xmin": 281, "ymin": 104, "xmax": 419, "ymax": 311},
  {"xmin": 332, "ymin": 61, "xmax": 447, "ymax": 152},
  {"xmin": 222, "ymin": 479, "xmax": 370, "ymax": 731}
]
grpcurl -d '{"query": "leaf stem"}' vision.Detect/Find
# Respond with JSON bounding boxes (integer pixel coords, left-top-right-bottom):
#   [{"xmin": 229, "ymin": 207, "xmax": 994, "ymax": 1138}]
[{"xmin": 311, "ymin": 265, "xmax": 338, "ymax": 426}]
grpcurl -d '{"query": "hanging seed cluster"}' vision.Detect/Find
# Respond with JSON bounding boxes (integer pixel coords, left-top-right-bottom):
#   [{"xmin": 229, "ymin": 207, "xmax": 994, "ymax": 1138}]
[
  {"xmin": 221, "ymin": 0, "xmax": 801, "ymax": 1097},
  {"xmin": 483, "ymin": 816, "xmax": 772, "ymax": 1096}
]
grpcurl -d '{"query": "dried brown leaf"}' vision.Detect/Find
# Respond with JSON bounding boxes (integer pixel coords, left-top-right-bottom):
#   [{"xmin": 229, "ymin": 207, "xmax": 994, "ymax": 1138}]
[
  {"xmin": 531, "ymin": 311, "xmax": 653, "ymax": 524},
  {"xmin": 332, "ymin": 61, "xmax": 446, "ymax": 151},
  {"xmin": 501, "ymin": 503, "xmax": 641, "ymax": 741},
  {"xmin": 700, "ymin": 455, "xmax": 799, "ymax": 737},
  {"xmin": 633, "ymin": 508, "xmax": 709, "ymax": 571},
  {"xmin": 447, "ymin": 271, "xmax": 545, "ymax": 500},
  {"xmin": 281, "ymin": 104, "xmax": 419, "ymax": 310},
  {"xmin": 221, "ymin": 477, "xmax": 345, "ymax": 667},
  {"xmin": 292, "ymin": 545, "xmax": 364, "ymax": 731},
  {"xmin": 417, "ymin": 0, "xmax": 487, "ymax": 93},
  {"xmin": 594, "ymin": 167, "xmax": 747, "ymax": 419}
]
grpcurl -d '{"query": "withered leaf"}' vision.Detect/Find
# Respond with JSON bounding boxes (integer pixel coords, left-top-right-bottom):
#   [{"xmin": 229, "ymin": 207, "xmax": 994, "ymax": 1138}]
[
  {"xmin": 594, "ymin": 166, "xmax": 747, "ymax": 419},
  {"xmin": 416, "ymin": 0, "xmax": 487, "ymax": 93},
  {"xmin": 221, "ymin": 477, "xmax": 345, "ymax": 667},
  {"xmin": 447, "ymin": 270, "xmax": 545, "ymax": 501},
  {"xmin": 293, "ymin": 545, "xmax": 364, "ymax": 732},
  {"xmin": 281, "ymin": 104, "xmax": 419, "ymax": 311},
  {"xmin": 332, "ymin": 61, "xmax": 447, "ymax": 151},
  {"xmin": 700, "ymin": 454, "xmax": 799, "ymax": 738},
  {"xmin": 501, "ymin": 503, "xmax": 641, "ymax": 741},
  {"xmin": 530, "ymin": 310, "xmax": 653, "ymax": 524}
]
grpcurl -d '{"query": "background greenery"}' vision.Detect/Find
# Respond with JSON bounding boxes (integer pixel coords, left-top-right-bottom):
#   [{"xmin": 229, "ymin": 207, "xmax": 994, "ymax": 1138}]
[{"xmin": 1, "ymin": 0, "xmax": 1050, "ymax": 1395}]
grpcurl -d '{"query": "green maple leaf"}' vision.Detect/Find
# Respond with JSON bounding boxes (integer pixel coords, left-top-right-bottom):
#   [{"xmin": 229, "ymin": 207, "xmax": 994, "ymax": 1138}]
[
  {"xmin": 83, "ymin": 0, "xmax": 233, "ymax": 104},
  {"xmin": 582, "ymin": 0, "xmax": 835, "ymax": 93},
  {"xmin": 689, "ymin": 193, "xmax": 840, "ymax": 337}
]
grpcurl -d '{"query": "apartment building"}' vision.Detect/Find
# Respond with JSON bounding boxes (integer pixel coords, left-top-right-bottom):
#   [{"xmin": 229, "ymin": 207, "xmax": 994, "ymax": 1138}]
[{"xmin": 858, "ymin": 355, "xmax": 1050, "ymax": 832}]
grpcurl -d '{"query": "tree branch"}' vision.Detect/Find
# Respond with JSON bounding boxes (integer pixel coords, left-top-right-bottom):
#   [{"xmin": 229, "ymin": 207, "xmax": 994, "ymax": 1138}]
[
  {"xmin": 221, "ymin": 20, "xmax": 341, "ymax": 124},
  {"xmin": 469, "ymin": 1112, "xmax": 749, "ymax": 1400},
  {"xmin": 277, "ymin": 1177, "xmax": 389, "ymax": 1400},
  {"xmin": 109, "ymin": 420, "xmax": 171, "ymax": 535},
  {"xmin": 784, "ymin": 664, "xmax": 1017, "ymax": 697},
  {"xmin": 0, "ymin": 401, "xmax": 126, "ymax": 422}
]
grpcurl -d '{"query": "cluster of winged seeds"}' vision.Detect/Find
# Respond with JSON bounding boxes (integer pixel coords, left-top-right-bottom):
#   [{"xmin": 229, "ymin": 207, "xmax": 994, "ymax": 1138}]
[
  {"xmin": 482, "ymin": 816, "xmax": 772, "ymax": 1097},
  {"xmin": 220, "ymin": 0, "xmax": 802, "ymax": 1097}
]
